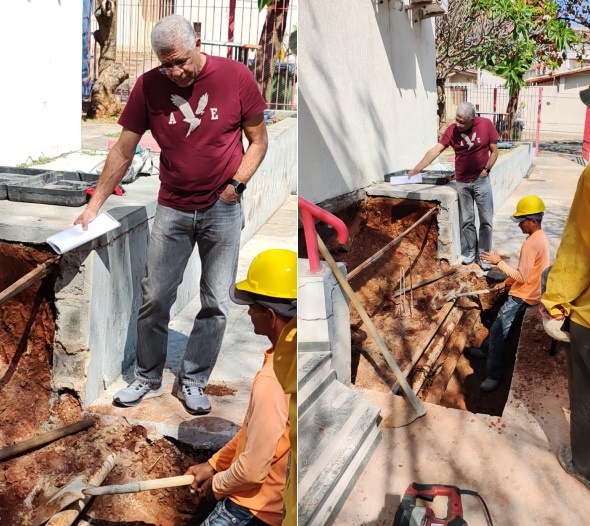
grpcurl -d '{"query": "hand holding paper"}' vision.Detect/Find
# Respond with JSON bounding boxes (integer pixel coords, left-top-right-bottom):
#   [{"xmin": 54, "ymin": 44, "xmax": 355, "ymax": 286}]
[{"xmin": 47, "ymin": 213, "xmax": 121, "ymax": 255}]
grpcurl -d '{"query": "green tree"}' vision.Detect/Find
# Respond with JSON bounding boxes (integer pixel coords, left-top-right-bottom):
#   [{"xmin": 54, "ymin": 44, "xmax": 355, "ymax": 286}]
[
  {"xmin": 436, "ymin": 0, "xmax": 578, "ymax": 136},
  {"xmin": 479, "ymin": 0, "xmax": 577, "ymax": 138}
]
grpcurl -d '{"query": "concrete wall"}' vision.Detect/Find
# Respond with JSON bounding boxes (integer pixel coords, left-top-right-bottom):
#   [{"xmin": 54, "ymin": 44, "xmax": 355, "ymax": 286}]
[
  {"xmin": 368, "ymin": 144, "xmax": 532, "ymax": 262},
  {"xmin": 298, "ymin": 0, "xmax": 438, "ymax": 205},
  {"xmin": 50, "ymin": 118, "xmax": 297, "ymax": 405},
  {"xmin": 0, "ymin": 2, "xmax": 81, "ymax": 166},
  {"xmin": 298, "ymin": 260, "xmax": 352, "ymax": 385},
  {"xmin": 535, "ymin": 83, "xmax": 589, "ymax": 141}
]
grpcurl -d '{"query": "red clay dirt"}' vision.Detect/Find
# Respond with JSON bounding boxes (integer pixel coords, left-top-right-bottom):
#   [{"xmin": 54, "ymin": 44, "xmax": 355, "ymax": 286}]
[
  {"xmin": 320, "ymin": 197, "xmax": 512, "ymax": 416},
  {"xmin": 0, "ymin": 243, "xmax": 218, "ymax": 525}
]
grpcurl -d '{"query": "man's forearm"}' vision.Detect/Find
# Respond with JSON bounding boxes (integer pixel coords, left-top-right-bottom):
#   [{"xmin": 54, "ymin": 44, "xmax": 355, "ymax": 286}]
[
  {"xmin": 87, "ymin": 148, "xmax": 133, "ymax": 212},
  {"xmin": 411, "ymin": 145, "xmax": 444, "ymax": 173},
  {"xmin": 233, "ymin": 140, "xmax": 268, "ymax": 185}
]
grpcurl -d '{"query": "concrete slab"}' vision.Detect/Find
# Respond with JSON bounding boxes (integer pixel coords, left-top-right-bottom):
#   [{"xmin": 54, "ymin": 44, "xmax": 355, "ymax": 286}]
[
  {"xmin": 88, "ymin": 195, "xmax": 298, "ymax": 449},
  {"xmin": 335, "ymin": 396, "xmax": 590, "ymax": 526}
]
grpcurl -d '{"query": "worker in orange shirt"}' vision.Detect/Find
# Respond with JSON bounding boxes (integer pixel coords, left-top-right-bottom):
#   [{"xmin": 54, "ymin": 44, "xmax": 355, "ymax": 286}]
[
  {"xmin": 468, "ymin": 195, "xmax": 550, "ymax": 392},
  {"xmin": 185, "ymin": 249, "xmax": 296, "ymax": 526}
]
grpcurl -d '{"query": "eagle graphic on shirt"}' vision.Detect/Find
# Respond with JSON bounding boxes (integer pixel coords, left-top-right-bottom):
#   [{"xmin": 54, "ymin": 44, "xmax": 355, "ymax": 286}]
[
  {"xmin": 460, "ymin": 132, "xmax": 477, "ymax": 149},
  {"xmin": 170, "ymin": 93, "xmax": 209, "ymax": 137}
]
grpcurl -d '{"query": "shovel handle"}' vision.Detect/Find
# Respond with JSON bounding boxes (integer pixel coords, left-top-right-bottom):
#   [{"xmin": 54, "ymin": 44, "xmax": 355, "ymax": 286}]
[
  {"xmin": 455, "ymin": 287, "xmax": 506, "ymax": 298},
  {"xmin": 84, "ymin": 474, "xmax": 194, "ymax": 496}
]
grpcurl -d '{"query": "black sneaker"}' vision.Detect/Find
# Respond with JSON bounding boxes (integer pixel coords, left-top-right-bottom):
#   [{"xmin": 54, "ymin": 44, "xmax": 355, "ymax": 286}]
[
  {"xmin": 466, "ymin": 347, "xmax": 488, "ymax": 359},
  {"xmin": 480, "ymin": 377, "xmax": 500, "ymax": 392}
]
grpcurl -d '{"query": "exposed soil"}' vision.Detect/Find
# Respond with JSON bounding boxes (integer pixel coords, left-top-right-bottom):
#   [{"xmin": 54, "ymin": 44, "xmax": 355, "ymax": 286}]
[
  {"xmin": 318, "ymin": 197, "xmax": 515, "ymax": 416},
  {"xmin": 0, "ymin": 243, "xmax": 219, "ymax": 525},
  {"xmin": 0, "ymin": 420, "xmax": 214, "ymax": 525},
  {"xmin": 204, "ymin": 383, "xmax": 236, "ymax": 397},
  {"xmin": 0, "ymin": 243, "xmax": 60, "ymax": 448}
]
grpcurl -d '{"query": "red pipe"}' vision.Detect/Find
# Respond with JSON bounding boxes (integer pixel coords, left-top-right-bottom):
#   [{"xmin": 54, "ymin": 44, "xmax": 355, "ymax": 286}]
[
  {"xmin": 228, "ymin": 0, "xmax": 236, "ymax": 59},
  {"xmin": 298, "ymin": 197, "xmax": 349, "ymax": 273}
]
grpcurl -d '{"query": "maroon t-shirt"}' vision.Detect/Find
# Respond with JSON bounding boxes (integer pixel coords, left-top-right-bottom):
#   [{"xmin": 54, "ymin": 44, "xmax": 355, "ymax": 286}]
[
  {"xmin": 118, "ymin": 55, "xmax": 267, "ymax": 210},
  {"xmin": 439, "ymin": 117, "xmax": 499, "ymax": 183}
]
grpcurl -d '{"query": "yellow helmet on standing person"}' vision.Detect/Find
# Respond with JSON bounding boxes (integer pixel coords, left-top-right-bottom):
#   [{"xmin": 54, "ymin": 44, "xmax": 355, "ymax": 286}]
[
  {"xmin": 511, "ymin": 195, "xmax": 545, "ymax": 222},
  {"xmin": 229, "ymin": 249, "xmax": 297, "ymax": 317}
]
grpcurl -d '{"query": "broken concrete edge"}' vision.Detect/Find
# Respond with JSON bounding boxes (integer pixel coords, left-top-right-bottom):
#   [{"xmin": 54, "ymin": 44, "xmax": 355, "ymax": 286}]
[{"xmin": 92, "ymin": 414, "xmax": 238, "ymax": 452}]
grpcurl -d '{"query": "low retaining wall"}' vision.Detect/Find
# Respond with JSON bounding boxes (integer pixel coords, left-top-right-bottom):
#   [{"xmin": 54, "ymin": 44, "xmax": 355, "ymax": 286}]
[{"xmin": 367, "ymin": 143, "xmax": 532, "ymax": 263}]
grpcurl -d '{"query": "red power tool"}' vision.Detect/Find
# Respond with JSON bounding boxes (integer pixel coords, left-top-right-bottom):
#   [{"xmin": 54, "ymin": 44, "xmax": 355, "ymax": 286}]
[{"xmin": 393, "ymin": 483, "xmax": 493, "ymax": 526}]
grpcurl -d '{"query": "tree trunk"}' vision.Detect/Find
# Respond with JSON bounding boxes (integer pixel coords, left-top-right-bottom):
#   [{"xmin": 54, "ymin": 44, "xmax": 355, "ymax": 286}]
[
  {"xmin": 255, "ymin": 0, "xmax": 291, "ymax": 104},
  {"xmin": 87, "ymin": 0, "xmax": 128, "ymax": 119},
  {"xmin": 504, "ymin": 88, "xmax": 520, "ymax": 141},
  {"xmin": 436, "ymin": 77, "xmax": 447, "ymax": 134}
]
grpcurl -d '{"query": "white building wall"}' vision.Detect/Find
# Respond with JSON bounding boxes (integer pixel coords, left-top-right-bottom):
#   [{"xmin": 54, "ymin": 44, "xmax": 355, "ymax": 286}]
[
  {"xmin": 0, "ymin": 2, "xmax": 81, "ymax": 166},
  {"xmin": 298, "ymin": 1, "xmax": 438, "ymax": 204},
  {"xmin": 537, "ymin": 82, "xmax": 589, "ymax": 141}
]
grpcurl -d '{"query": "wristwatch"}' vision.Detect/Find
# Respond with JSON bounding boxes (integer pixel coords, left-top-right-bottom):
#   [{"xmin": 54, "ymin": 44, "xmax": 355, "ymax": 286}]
[
  {"xmin": 483, "ymin": 166, "xmax": 491, "ymax": 174},
  {"xmin": 228, "ymin": 179, "xmax": 246, "ymax": 194}
]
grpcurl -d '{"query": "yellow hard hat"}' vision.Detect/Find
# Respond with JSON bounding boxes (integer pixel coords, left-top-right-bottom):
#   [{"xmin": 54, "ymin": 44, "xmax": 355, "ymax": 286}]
[
  {"xmin": 513, "ymin": 195, "xmax": 545, "ymax": 218},
  {"xmin": 234, "ymin": 249, "xmax": 297, "ymax": 299}
]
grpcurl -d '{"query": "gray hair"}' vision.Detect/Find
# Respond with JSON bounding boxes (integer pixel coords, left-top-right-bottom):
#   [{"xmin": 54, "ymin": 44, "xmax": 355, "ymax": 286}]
[
  {"xmin": 151, "ymin": 15, "xmax": 196, "ymax": 55},
  {"xmin": 456, "ymin": 102, "xmax": 476, "ymax": 121}
]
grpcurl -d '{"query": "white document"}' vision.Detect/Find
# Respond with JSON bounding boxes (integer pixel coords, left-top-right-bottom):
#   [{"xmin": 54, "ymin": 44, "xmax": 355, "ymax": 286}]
[
  {"xmin": 390, "ymin": 174, "xmax": 423, "ymax": 185},
  {"xmin": 47, "ymin": 212, "xmax": 121, "ymax": 255}
]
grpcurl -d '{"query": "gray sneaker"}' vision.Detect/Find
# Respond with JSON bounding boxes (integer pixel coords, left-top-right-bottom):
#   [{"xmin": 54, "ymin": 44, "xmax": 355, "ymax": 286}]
[
  {"xmin": 113, "ymin": 380, "xmax": 164, "ymax": 407},
  {"xmin": 178, "ymin": 384, "xmax": 211, "ymax": 415},
  {"xmin": 480, "ymin": 262, "xmax": 492, "ymax": 271},
  {"xmin": 462, "ymin": 253, "xmax": 476, "ymax": 265}
]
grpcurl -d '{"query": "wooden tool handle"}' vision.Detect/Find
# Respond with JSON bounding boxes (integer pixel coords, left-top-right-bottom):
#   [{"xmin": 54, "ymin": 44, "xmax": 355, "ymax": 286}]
[
  {"xmin": 0, "ymin": 418, "xmax": 94, "ymax": 461},
  {"xmin": 85, "ymin": 475, "xmax": 194, "ymax": 496},
  {"xmin": 455, "ymin": 287, "xmax": 505, "ymax": 298},
  {"xmin": 0, "ymin": 257, "xmax": 60, "ymax": 307}
]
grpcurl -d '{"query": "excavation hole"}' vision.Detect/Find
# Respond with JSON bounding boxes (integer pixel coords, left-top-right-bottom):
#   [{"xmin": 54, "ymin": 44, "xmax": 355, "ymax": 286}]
[{"xmin": 314, "ymin": 196, "xmax": 516, "ymax": 417}]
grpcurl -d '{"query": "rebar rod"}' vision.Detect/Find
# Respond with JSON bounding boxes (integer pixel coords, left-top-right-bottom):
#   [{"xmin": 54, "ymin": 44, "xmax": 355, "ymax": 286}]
[{"xmin": 348, "ymin": 207, "xmax": 437, "ymax": 280}]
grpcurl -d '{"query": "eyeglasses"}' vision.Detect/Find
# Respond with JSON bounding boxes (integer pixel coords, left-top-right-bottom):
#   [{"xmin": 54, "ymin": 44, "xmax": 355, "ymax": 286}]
[
  {"xmin": 158, "ymin": 55, "xmax": 191, "ymax": 75},
  {"xmin": 455, "ymin": 117, "xmax": 472, "ymax": 125}
]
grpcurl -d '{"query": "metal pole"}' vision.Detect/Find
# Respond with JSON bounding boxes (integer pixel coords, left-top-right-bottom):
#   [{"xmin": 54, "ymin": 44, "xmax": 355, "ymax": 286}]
[{"xmin": 536, "ymin": 87, "xmax": 543, "ymax": 157}]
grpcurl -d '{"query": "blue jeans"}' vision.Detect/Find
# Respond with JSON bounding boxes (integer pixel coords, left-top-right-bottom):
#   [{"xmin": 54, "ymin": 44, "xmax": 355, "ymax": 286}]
[
  {"xmin": 135, "ymin": 200, "xmax": 242, "ymax": 388},
  {"xmin": 202, "ymin": 499, "xmax": 270, "ymax": 526},
  {"xmin": 456, "ymin": 175, "xmax": 494, "ymax": 256},
  {"xmin": 485, "ymin": 295, "xmax": 529, "ymax": 380}
]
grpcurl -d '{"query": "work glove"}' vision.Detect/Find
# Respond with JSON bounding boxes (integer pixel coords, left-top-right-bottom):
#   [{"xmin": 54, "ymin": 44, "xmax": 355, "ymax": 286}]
[{"xmin": 539, "ymin": 304, "xmax": 570, "ymax": 343}]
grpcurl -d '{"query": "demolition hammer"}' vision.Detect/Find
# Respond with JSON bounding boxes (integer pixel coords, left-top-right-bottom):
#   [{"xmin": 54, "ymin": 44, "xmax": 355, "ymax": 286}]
[{"xmin": 393, "ymin": 483, "xmax": 493, "ymax": 526}]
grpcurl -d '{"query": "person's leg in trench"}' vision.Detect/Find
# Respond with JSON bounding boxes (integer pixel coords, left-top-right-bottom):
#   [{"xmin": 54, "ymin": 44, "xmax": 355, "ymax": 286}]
[
  {"xmin": 456, "ymin": 181, "xmax": 477, "ymax": 259},
  {"xmin": 473, "ymin": 175, "xmax": 494, "ymax": 257},
  {"xmin": 135, "ymin": 205, "xmax": 197, "ymax": 385},
  {"xmin": 484, "ymin": 296, "xmax": 528, "ymax": 385},
  {"xmin": 568, "ymin": 320, "xmax": 590, "ymax": 478},
  {"xmin": 203, "ymin": 498, "xmax": 269, "ymax": 526},
  {"xmin": 180, "ymin": 198, "xmax": 242, "ymax": 389}
]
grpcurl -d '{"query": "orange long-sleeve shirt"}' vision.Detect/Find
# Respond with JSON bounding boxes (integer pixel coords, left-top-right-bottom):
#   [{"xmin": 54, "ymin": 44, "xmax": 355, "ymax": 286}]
[
  {"xmin": 498, "ymin": 228, "xmax": 550, "ymax": 305},
  {"xmin": 209, "ymin": 349, "xmax": 290, "ymax": 526}
]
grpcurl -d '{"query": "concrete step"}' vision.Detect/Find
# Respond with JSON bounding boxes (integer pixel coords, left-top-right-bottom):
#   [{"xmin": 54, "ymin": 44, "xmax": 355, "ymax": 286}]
[
  {"xmin": 298, "ymin": 351, "xmax": 335, "ymax": 415},
  {"xmin": 298, "ymin": 380, "xmax": 381, "ymax": 526}
]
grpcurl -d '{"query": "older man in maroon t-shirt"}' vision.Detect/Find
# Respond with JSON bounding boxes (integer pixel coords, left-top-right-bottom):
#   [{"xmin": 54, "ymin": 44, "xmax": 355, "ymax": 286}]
[
  {"xmin": 74, "ymin": 15, "xmax": 268, "ymax": 415},
  {"xmin": 408, "ymin": 102, "xmax": 499, "ymax": 269}
]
